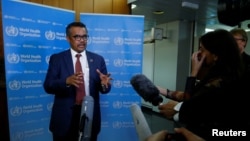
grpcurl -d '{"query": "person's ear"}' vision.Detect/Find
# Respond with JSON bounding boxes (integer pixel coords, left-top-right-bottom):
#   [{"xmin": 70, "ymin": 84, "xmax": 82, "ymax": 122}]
[{"xmin": 66, "ymin": 36, "xmax": 70, "ymax": 42}]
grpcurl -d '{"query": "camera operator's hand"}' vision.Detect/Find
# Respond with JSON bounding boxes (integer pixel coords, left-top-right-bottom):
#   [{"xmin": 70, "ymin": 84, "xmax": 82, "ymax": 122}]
[
  {"xmin": 145, "ymin": 128, "xmax": 205, "ymax": 141},
  {"xmin": 145, "ymin": 130, "xmax": 167, "ymax": 141},
  {"xmin": 174, "ymin": 127, "xmax": 205, "ymax": 141}
]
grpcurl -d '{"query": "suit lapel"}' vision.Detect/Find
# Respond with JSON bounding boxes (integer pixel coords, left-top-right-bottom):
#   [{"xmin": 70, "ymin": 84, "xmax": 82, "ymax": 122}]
[
  {"xmin": 63, "ymin": 50, "xmax": 74, "ymax": 75},
  {"xmin": 86, "ymin": 51, "xmax": 94, "ymax": 72}
]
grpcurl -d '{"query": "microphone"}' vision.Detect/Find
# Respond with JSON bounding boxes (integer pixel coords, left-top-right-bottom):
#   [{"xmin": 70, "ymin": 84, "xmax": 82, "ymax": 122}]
[
  {"xmin": 130, "ymin": 74, "xmax": 163, "ymax": 106},
  {"xmin": 130, "ymin": 104, "xmax": 185, "ymax": 141},
  {"xmin": 130, "ymin": 103, "xmax": 152, "ymax": 141},
  {"xmin": 79, "ymin": 96, "xmax": 94, "ymax": 141}
]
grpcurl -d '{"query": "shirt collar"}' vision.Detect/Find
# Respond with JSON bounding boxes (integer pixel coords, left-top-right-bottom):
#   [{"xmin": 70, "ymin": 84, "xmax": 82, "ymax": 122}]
[{"xmin": 70, "ymin": 48, "xmax": 86, "ymax": 58}]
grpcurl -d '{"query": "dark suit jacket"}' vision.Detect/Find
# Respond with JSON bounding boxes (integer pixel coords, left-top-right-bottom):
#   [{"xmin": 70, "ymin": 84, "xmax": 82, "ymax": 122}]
[
  {"xmin": 43, "ymin": 49, "xmax": 111, "ymax": 136},
  {"xmin": 242, "ymin": 52, "xmax": 250, "ymax": 74}
]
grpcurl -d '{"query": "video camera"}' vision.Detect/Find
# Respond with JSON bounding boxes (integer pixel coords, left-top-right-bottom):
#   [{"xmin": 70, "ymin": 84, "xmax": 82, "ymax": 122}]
[{"xmin": 217, "ymin": 0, "xmax": 250, "ymax": 26}]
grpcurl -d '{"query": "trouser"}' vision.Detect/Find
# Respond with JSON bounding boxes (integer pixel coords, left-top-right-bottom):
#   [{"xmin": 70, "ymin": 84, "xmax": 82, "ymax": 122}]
[{"xmin": 53, "ymin": 105, "xmax": 81, "ymax": 141}]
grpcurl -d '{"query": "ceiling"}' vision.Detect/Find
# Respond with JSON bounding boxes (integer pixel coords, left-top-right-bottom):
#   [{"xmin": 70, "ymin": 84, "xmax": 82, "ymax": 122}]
[{"xmin": 130, "ymin": 0, "xmax": 250, "ymax": 31}]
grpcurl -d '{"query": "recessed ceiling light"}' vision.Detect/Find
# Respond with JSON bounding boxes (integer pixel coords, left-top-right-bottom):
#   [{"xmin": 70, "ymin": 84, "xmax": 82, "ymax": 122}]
[{"xmin": 153, "ymin": 11, "xmax": 164, "ymax": 15}]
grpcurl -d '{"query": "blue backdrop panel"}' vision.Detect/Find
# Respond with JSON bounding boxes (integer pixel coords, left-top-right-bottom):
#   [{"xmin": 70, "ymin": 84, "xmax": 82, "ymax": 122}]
[
  {"xmin": 2, "ymin": 0, "xmax": 75, "ymax": 141},
  {"xmin": 80, "ymin": 13, "xmax": 144, "ymax": 141}
]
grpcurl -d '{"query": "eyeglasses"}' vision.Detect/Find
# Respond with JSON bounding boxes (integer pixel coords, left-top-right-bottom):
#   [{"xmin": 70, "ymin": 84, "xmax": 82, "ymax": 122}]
[
  {"xmin": 72, "ymin": 34, "xmax": 89, "ymax": 41},
  {"xmin": 234, "ymin": 38, "xmax": 246, "ymax": 42}
]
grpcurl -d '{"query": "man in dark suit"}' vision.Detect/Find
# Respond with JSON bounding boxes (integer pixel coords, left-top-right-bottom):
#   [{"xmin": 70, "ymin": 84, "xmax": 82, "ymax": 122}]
[
  {"xmin": 230, "ymin": 28, "xmax": 250, "ymax": 74},
  {"xmin": 43, "ymin": 22, "xmax": 112, "ymax": 141}
]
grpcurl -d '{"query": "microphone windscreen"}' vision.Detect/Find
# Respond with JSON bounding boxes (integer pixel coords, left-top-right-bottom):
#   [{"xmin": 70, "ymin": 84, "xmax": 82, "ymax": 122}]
[
  {"xmin": 130, "ymin": 103, "xmax": 152, "ymax": 141},
  {"xmin": 130, "ymin": 74, "xmax": 162, "ymax": 106},
  {"xmin": 80, "ymin": 95, "xmax": 94, "ymax": 140}
]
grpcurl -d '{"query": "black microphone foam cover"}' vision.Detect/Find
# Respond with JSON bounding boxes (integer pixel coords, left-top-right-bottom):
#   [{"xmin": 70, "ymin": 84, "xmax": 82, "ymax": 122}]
[{"xmin": 130, "ymin": 74, "xmax": 162, "ymax": 106}]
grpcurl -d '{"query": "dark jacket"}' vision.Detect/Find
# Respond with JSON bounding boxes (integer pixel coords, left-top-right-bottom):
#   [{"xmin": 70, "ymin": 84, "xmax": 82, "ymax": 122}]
[{"xmin": 242, "ymin": 52, "xmax": 250, "ymax": 74}]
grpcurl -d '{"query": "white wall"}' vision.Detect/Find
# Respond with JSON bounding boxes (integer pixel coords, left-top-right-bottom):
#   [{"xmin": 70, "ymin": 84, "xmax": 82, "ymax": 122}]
[
  {"xmin": 142, "ymin": 20, "xmax": 194, "ymax": 112},
  {"xmin": 142, "ymin": 43, "xmax": 155, "ymax": 108},
  {"xmin": 141, "ymin": 20, "xmax": 195, "ymax": 133}
]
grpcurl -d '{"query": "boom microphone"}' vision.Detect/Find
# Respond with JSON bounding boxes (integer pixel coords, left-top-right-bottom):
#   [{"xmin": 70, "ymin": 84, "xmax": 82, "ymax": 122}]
[
  {"xmin": 130, "ymin": 74, "xmax": 163, "ymax": 106},
  {"xmin": 79, "ymin": 96, "xmax": 94, "ymax": 141}
]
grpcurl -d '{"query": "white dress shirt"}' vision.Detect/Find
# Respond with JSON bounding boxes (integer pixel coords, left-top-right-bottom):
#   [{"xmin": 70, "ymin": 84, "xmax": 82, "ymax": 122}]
[
  {"xmin": 173, "ymin": 102, "xmax": 183, "ymax": 121},
  {"xmin": 71, "ymin": 48, "xmax": 90, "ymax": 96}
]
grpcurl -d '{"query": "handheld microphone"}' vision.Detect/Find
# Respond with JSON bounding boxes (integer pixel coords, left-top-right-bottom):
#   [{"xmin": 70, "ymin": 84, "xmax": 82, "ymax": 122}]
[
  {"xmin": 130, "ymin": 103, "xmax": 152, "ymax": 141},
  {"xmin": 79, "ymin": 96, "xmax": 94, "ymax": 141},
  {"xmin": 130, "ymin": 74, "xmax": 163, "ymax": 106}
]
